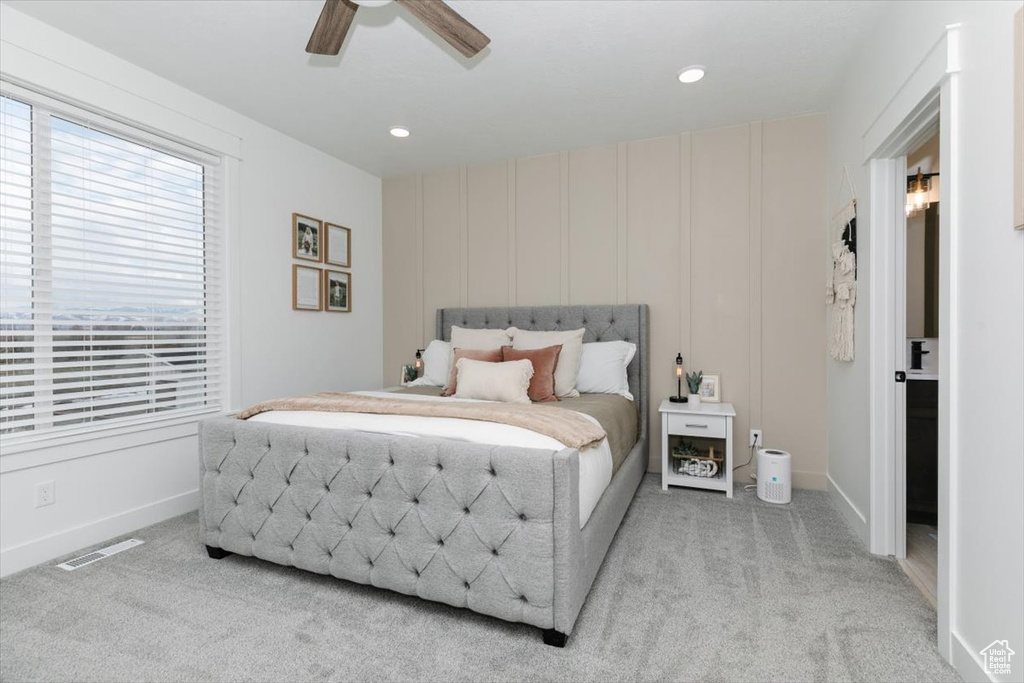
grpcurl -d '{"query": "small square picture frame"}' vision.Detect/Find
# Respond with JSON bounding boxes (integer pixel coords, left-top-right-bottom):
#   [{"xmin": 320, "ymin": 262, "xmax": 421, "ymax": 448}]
[
  {"xmin": 292, "ymin": 264, "xmax": 322, "ymax": 311},
  {"xmin": 324, "ymin": 269, "xmax": 351, "ymax": 312},
  {"xmin": 293, "ymin": 213, "xmax": 322, "ymax": 262},
  {"xmin": 698, "ymin": 374, "xmax": 721, "ymax": 403},
  {"xmin": 400, "ymin": 364, "xmax": 418, "ymax": 386},
  {"xmin": 324, "ymin": 222, "xmax": 351, "ymax": 267}
]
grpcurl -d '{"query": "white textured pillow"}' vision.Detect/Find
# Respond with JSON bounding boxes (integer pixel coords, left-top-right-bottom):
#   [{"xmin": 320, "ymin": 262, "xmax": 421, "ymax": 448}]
[
  {"xmin": 453, "ymin": 358, "xmax": 533, "ymax": 404},
  {"xmin": 449, "ymin": 325, "xmax": 513, "ymax": 350},
  {"xmin": 576, "ymin": 341, "xmax": 637, "ymax": 400},
  {"xmin": 510, "ymin": 327, "xmax": 585, "ymax": 398},
  {"xmin": 408, "ymin": 339, "xmax": 450, "ymax": 387}
]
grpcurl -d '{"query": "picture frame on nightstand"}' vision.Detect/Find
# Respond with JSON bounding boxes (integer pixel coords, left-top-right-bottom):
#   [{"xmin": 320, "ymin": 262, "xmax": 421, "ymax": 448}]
[
  {"xmin": 698, "ymin": 374, "xmax": 721, "ymax": 403},
  {"xmin": 399, "ymin": 364, "xmax": 418, "ymax": 386}
]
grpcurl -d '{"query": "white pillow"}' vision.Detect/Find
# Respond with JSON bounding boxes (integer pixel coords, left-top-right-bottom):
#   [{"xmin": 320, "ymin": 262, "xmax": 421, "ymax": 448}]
[
  {"xmin": 453, "ymin": 358, "xmax": 532, "ymax": 404},
  {"xmin": 576, "ymin": 341, "xmax": 637, "ymax": 400},
  {"xmin": 407, "ymin": 339, "xmax": 450, "ymax": 387},
  {"xmin": 510, "ymin": 327, "xmax": 585, "ymax": 398},
  {"xmin": 449, "ymin": 325, "xmax": 513, "ymax": 350}
]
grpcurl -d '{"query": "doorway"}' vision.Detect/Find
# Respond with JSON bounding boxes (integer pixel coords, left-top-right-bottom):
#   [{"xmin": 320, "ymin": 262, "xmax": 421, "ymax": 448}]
[
  {"xmin": 864, "ymin": 22, "xmax": 959, "ymax": 661},
  {"xmin": 899, "ymin": 133, "xmax": 941, "ymax": 607}
]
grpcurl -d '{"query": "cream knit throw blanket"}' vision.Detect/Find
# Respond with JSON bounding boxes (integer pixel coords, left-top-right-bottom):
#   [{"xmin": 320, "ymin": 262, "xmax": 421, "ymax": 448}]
[{"xmin": 238, "ymin": 392, "xmax": 607, "ymax": 450}]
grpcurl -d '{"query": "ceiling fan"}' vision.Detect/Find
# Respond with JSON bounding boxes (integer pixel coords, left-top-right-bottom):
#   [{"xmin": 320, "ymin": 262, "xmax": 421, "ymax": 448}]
[{"xmin": 306, "ymin": 0, "xmax": 491, "ymax": 58}]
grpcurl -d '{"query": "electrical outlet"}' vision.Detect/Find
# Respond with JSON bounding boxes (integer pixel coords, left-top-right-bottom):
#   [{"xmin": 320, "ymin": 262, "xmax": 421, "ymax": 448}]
[
  {"xmin": 750, "ymin": 429, "xmax": 763, "ymax": 448},
  {"xmin": 35, "ymin": 480, "xmax": 55, "ymax": 508}
]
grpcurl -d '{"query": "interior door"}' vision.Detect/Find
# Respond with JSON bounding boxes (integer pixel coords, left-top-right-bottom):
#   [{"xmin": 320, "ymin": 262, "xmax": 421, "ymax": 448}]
[{"xmin": 894, "ymin": 155, "xmax": 908, "ymax": 560}]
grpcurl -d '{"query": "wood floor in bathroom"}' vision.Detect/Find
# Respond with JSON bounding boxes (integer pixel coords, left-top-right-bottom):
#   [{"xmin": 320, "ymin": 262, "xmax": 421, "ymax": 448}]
[{"xmin": 900, "ymin": 522, "xmax": 938, "ymax": 608}]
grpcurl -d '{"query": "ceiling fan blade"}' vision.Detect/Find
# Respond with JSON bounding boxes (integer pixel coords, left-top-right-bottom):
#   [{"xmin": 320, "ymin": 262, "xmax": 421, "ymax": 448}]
[
  {"xmin": 396, "ymin": 0, "xmax": 490, "ymax": 58},
  {"xmin": 306, "ymin": 0, "xmax": 359, "ymax": 55}
]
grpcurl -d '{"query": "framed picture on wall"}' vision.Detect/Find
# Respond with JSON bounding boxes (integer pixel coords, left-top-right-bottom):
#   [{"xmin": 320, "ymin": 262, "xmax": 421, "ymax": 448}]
[
  {"xmin": 293, "ymin": 213, "xmax": 322, "ymax": 262},
  {"xmin": 698, "ymin": 374, "xmax": 721, "ymax": 403},
  {"xmin": 324, "ymin": 269, "xmax": 351, "ymax": 312},
  {"xmin": 292, "ymin": 264, "xmax": 322, "ymax": 311},
  {"xmin": 324, "ymin": 223, "xmax": 351, "ymax": 267}
]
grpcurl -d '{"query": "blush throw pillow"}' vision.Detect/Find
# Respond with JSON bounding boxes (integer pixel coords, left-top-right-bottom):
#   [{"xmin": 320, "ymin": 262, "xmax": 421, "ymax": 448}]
[
  {"xmin": 501, "ymin": 344, "xmax": 561, "ymax": 403},
  {"xmin": 440, "ymin": 347, "xmax": 503, "ymax": 396},
  {"xmin": 453, "ymin": 358, "xmax": 533, "ymax": 404},
  {"xmin": 509, "ymin": 327, "xmax": 586, "ymax": 398}
]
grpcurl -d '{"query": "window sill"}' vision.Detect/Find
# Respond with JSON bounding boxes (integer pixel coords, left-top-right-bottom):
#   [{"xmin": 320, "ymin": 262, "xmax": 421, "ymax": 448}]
[{"xmin": 0, "ymin": 408, "xmax": 227, "ymax": 474}]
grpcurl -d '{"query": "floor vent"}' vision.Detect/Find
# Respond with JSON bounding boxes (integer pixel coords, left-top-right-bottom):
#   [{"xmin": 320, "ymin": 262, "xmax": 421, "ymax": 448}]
[{"xmin": 56, "ymin": 538, "xmax": 144, "ymax": 571}]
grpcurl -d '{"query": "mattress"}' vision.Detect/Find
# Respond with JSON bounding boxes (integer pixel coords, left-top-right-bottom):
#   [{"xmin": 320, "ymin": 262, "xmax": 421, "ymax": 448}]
[
  {"xmin": 247, "ymin": 389, "xmax": 638, "ymax": 528},
  {"xmin": 396, "ymin": 386, "xmax": 638, "ymax": 471}
]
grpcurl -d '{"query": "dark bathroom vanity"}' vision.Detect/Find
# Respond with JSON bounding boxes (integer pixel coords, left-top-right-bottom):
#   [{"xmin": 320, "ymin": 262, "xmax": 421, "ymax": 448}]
[{"xmin": 906, "ymin": 378, "xmax": 938, "ymax": 525}]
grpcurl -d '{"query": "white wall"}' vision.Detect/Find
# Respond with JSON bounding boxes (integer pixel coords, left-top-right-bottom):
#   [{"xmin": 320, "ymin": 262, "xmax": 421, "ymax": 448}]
[
  {"xmin": 0, "ymin": 6, "xmax": 383, "ymax": 576},
  {"xmin": 827, "ymin": 1, "xmax": 1024, "ymax": 679}
]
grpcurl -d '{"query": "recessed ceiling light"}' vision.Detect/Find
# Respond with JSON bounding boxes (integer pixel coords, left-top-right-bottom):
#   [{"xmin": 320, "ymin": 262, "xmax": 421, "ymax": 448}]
[
  {"xmin": 390, "ymin": 126, "xmax": 410, "ymax": 138},
  {"xmin": 678, "ymin": 66, "xmax": 706, "ymax": 84}
]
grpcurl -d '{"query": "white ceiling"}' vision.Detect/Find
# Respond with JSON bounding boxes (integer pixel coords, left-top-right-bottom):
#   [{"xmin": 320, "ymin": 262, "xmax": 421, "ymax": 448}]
[{"xmin": 5, "ymin": 0, "xmax": 887, "ymax": 177}]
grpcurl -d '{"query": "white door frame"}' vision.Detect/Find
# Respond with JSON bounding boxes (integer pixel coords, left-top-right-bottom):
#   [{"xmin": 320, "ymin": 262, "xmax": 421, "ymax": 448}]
[{"xmin": 865, "ymin": 24, "xmax": 960, "ymax": 661}]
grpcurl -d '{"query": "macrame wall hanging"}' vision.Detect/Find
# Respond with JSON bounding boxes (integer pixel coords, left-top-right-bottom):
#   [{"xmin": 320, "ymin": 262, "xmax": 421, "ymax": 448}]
[{"xmin": 827, "ymin": 166, "xmax": 857, "ymax": 362}]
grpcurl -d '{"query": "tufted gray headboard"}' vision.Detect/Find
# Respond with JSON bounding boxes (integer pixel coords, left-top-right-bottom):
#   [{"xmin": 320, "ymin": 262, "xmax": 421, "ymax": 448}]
[{"xmin": 436, "ymin": 305, "xmax": 650, "ymax": 441}]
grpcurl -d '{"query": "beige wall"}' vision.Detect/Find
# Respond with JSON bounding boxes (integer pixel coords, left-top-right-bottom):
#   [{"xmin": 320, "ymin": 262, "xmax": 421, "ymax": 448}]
[
  {"xmin": 383, "ymin": 114, "xmax": 828, "ymax": 489},
  {"xmin": 906, "ymin": 211, "xmax": 927, "ymax": 338},
  {"xmin": 906, "ymin": 133, "xmax": 940, "ymax": 339}
]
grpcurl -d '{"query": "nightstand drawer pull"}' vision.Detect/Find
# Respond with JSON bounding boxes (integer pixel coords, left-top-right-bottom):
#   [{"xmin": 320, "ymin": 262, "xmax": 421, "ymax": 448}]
[{"xmin": 685, "ymin": 423, "xmax": 708, "ymax": 429}]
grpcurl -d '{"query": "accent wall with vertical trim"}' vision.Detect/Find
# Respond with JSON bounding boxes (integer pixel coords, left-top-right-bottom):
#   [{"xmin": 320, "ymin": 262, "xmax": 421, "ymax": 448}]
[{"xmin": 383, "ymin": 113, "xmax": 827, "ymax": 488}]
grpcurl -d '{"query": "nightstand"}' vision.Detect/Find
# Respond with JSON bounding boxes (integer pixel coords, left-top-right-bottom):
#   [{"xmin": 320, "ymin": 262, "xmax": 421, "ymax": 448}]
[{"xmin": 659, "ymin": 399, "xmax": 736, "ymax": 498}]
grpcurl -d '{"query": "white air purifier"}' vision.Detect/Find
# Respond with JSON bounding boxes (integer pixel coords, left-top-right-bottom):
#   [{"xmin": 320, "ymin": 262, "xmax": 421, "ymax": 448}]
[{"xmin": 756, "ymin": 448, "xmax": 791, "ymax": 504}]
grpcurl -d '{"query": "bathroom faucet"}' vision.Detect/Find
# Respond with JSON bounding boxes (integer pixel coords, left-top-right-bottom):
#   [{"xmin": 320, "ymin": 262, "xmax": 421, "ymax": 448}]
[{"xmin": 910, "ymin": 340, "xmax": 930, "ymax": 370}]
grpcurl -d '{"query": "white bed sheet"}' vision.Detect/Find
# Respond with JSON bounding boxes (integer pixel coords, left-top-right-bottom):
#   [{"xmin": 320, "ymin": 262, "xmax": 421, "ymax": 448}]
[{"xmin": 247, "ymin": 391, "xmax": 612, "ymax": 527}]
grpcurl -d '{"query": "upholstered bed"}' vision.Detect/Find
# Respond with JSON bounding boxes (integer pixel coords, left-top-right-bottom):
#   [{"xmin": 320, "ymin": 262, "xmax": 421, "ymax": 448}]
[{"xmin": 198, "ymin": 304, "xmax": 649, "ymax": 646}]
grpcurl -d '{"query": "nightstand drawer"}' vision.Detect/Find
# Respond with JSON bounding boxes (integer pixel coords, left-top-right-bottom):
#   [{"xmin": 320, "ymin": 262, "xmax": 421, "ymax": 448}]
[{"xmin": 666, "ymin": 413, "xmax": 727, "ymax": 438}]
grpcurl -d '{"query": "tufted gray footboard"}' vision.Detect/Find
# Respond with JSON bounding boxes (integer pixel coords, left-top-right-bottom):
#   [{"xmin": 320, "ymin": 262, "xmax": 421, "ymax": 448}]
[
  {"xmin": 200, "ymin": 304, "xmax": 648, "ymax": 645},
  {"xmin": 200, "ymin": 416, "xmax": 587, "ymax": 635}
]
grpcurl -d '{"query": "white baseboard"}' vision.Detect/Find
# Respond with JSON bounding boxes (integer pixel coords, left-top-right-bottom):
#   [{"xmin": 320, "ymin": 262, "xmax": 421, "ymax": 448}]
[
  {"xmin": 951, "ymin": 631, "xmax": 996, "ymax": 683},
  {"xmin": 793, "ymin": 469, "xmax": 828, "ymax": 491},
  {"xmin": 827, "ymin": 473, "xmax": 869, "ymax": 547},
  {"xmin": 0, "ymin": 489, "xmax": 198, "ymax": 578}
]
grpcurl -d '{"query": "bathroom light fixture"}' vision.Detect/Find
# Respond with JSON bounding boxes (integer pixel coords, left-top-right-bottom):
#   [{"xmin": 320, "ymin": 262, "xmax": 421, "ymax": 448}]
[
  {"xmin": 905, "ymin": 167, "xmax": 937, "ymax": 217},
  {"xmin": 677, "ymin": 66, "xmax": 706, "ymax": 84},
  {"xmin": 390, "ymin": 126, "xmax": 410, "ymax": 138}
]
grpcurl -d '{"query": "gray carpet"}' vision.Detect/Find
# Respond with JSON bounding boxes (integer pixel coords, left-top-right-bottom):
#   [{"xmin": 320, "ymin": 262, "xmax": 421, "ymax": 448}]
[{"xmin": 0, "ymin": 475, "xmax": 959, "ymax": 682}]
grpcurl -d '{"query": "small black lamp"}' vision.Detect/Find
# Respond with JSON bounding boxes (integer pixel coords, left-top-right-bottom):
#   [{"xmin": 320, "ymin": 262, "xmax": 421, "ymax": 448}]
[
  {"xmin": 414, "ymin": 349, "xmax": 424, "ymax": 377},
  {"xmin": 669, "ymin": 353, "xmax": 687, "ymax": 403}
]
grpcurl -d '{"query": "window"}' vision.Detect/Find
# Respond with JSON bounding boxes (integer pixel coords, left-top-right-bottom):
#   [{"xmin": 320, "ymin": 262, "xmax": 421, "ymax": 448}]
[{"xmin": 0, "ymin": 86, "xmax": 224, "ymax": 446}]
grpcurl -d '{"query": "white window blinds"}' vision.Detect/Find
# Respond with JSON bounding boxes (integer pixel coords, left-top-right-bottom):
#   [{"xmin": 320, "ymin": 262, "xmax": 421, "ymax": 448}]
[{"xmin": 0, "ymin": 88, "xmax": 225, "ymax": 445}]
